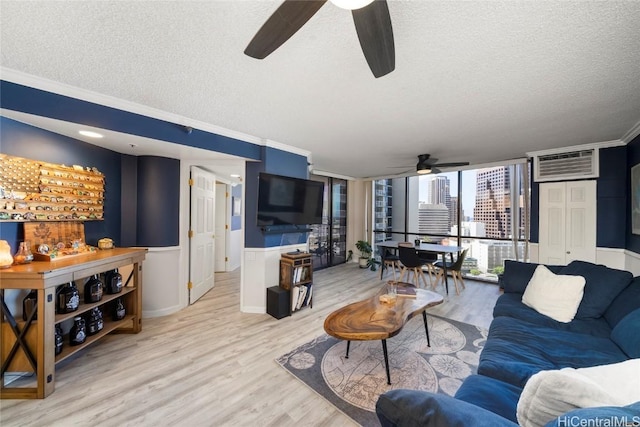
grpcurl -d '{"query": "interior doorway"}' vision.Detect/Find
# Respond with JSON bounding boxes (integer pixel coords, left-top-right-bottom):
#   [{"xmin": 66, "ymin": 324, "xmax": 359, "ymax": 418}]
[{"xmin": 189, "ymin": 166, "xmax": 216, "ymax": 304}]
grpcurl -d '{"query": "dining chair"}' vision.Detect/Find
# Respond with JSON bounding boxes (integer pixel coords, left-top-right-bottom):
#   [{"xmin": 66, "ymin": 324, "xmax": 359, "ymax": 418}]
[
  {"xmin": 398, "ymin": 246, "xmax": 430, "ymax": 289},
  {"xmin": 433, "ymin": 248, "xmax": 469, "ymax": 295},
  {"xmin": 380, "ymin": 247, "xmax": 401, "ymax": 282}
]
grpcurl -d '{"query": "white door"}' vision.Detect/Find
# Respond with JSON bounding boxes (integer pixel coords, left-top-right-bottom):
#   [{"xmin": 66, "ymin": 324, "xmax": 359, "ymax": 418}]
[
  {"xmin": 538, "ymin": 180, "xmax": 596, "ymax": 264},
  {"xmin": 189, "ymin": 167, "xmax": 216, "ymax": 304},
  {"xmin": 214, "ymin": 182, "xmax": 227, "ymax": 272}
]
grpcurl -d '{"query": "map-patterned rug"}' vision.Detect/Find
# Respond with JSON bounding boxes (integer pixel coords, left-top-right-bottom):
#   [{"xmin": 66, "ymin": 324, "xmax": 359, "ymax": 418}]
[{"xmin": 276, "ymin": 315, "xmax": 487, "ymax": 426}]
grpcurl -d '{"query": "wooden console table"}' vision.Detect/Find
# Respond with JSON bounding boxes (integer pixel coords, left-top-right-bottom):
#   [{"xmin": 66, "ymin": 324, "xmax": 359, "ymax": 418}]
[{"xmin": 0, "ymin": 247, "xmax": 146, "ymax": 399}]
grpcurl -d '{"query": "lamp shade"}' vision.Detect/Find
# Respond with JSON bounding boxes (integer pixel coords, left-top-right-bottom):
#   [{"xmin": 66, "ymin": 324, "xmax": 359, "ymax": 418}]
[
  {"xmin": 0, "ymin": 240, "xmax": 13, "ymax": 268},
  {"xmin": 329, "ymin": 0, "xmax": 374, "ymax": 10}
]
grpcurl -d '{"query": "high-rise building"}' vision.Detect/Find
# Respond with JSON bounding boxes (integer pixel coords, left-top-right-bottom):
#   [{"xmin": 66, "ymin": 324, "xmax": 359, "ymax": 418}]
[
  {"xmin": 427, "ymin": 176, "xmax": 454, "ymax": 230},
  {"xmin": 418, "ymin": 203, "xmax": 449, "ymax": 235},
  {"xmin": 373, "ymin": 179, "xmax": 393, "ymax": 243},
  {"xmin": 473, "ymin": 167, "xmax": 511, "ymax": 238}
]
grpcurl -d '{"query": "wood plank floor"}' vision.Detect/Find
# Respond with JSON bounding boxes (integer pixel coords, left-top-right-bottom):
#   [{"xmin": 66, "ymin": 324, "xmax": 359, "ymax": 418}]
[{"xmin": 0, "ymin": 263, "xmax": 500, "ymax": 427}]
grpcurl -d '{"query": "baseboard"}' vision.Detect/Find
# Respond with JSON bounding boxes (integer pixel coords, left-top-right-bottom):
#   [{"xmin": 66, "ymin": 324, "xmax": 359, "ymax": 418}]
[
  {"xmin": 142, "ymin": 303, "xmax": 183, "ymax": 318},
  {"xmin": 241, "ymin": 305, "xmax": 266, "ymax": 314}
]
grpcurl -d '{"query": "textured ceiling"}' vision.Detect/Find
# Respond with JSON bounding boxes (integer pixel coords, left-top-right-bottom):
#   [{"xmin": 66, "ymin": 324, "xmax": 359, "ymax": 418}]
[{"xmin": 1, "ymin": 1, "xmax": 640, "ymax": 178}]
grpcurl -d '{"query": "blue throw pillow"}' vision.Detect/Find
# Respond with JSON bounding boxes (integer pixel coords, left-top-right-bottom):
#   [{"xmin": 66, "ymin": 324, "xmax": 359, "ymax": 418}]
[
  {"xmin": 604, "ymin": 277, "xmax": 640, "ymax": 328},
  {"xmin": 610, "ymin": 308, "xmax": 640, "ymax": 358},
  {"xmin": 560, "ymin": 261, "xmax": 633, "ymax": 319},
  {"xmin": 502, "ymin": 261, "xmax": 564, "ymax": 294}
]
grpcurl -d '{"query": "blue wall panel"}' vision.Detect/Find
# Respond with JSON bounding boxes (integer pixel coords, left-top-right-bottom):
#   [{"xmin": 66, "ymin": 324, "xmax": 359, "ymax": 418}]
[
  {"xmin": 136, "ymin": 156, "xmax": 180, "ymax": 247},
  {"xmin": 1, "ymin": 81, "xmax": 262, "ymax": 161},
  {"xmin": 597, "ymin": 146, "xmax": 626, "ymax": 248}
]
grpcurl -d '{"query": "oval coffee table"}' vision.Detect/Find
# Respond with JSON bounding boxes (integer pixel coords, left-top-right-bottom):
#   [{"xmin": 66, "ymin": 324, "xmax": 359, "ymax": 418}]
[{"xmin": 323, "ymin": 282, "xmax": 444, "ymax": 385}]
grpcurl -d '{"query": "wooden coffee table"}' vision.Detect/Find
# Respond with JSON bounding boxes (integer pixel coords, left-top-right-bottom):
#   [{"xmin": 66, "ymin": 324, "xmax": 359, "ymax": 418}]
[{"xmin": 323, "ymin": 283, "xmax": 444, "ymax": 385}]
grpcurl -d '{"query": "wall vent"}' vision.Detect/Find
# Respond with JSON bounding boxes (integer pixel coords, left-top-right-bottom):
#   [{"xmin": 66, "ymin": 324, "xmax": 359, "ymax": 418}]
[{"xmin": 534, "ymin": 149, "xmax": 599, "ymax": 182}]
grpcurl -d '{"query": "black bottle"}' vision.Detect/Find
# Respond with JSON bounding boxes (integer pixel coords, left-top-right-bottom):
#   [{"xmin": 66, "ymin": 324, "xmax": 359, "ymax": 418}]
[
  {"xmin": 84, "ymin": 275, "xmax": 103, "ymax": 303},
  {"xmin": 54, "ymin": 324, "xmax": 64, "ymax": 355},
  {"xmin": 69, "ymin": 316, "xmax": 86, "ymax": 346},
  {"xmin": 104, "ymin": 269, "xmax": 123, "ymax": 294},
  {"xmin": 22, "ymin": 290, "xmax": 37, "ymax": 321},
  {"xmin": 113, "ymin": 298, "xmax": 126, "ymax": 321},
  {"xmin": 57, "ymin": 282, "xmax": 80, "ymax": 314},
  {"xmin": 86, "ymin": 307, "xmax": 104, "ymax": 336}
]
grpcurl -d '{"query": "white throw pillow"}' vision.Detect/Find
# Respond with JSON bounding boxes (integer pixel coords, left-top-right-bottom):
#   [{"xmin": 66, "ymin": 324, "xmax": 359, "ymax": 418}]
[
  {"xmin": 521, "ymin": 265, "xmax": 585, "ymax": 323},
  {"xmin": 517, "ymin": 359, "xmax": 640, "ymax": 427}
]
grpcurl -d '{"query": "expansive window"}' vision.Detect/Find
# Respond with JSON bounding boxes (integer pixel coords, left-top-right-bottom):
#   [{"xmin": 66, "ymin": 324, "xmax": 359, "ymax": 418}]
[
  {"xmin": 373, "ymin": 162, "xmax": 530, "ymax": 282},
  {"xmin": 308, "ymin": 175, "xmax": 347, "ymax": 270}
]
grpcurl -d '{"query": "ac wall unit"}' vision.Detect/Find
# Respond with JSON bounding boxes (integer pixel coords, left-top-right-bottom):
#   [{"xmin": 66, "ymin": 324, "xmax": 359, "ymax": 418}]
[{"xmin": 533, "ymin": 149, "xmax": 599, "ymax": 182}]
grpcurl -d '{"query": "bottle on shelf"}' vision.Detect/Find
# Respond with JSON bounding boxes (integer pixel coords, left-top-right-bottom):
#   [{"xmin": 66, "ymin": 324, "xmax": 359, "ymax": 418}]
[
  {"xmin": 104, "ymin": 269, "xmax": 123, "ymax": 294},
  {"xmin": 84, "ymin": 274, "xmax": 103, "ymax": 303},
  {"xmin": 57, "ymin": 282, "xmax": 80, "ymax": 314},
  {"xmin": 54, "ymin": 324, "xmax": 64, "ymax": 355},
  {"xmin": 86, "ymin": 307, "xmax": 104, "ymax": 335},
  {"xmin": 113, "ymin": 298, "xmax": 126, "ymax": 321},
  {"xmin": 69, "ymin": 317, "xmax": 86, "ymax": 346},
  {"xmin": 13, "ymin": 241, "xmax": 33, "ymax": 264}
]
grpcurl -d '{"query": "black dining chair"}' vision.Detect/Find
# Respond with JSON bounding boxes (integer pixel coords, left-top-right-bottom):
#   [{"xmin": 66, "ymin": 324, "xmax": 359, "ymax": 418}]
[
  {"xmin": 380, "ymin": 248, "xmax": 401, "ymax": 282},
  {"xmin": 398, "ymin": 246, "xmax": 430, "ymax": 289},
  {"xmin": 434, "ymin": 248, "xmax": 469, "ymax": 295}
]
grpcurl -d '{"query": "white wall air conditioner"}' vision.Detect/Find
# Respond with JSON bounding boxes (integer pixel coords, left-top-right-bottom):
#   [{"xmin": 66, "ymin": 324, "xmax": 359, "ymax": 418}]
[{"xmin": 533, "ymin": 149, "xmax": 599, "ymax": 182}]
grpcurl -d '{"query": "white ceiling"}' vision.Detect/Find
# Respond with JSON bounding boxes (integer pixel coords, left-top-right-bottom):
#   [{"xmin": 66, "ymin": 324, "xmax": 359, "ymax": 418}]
[{"xmin": 1, "ymin": 1, "xmax": 640, "ymax": 179}]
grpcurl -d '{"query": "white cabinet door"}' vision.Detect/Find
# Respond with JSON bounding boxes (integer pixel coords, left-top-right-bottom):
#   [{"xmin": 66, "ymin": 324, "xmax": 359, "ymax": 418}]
[
  {"xmin": 189, "ymin": 166, "xmax": 216, "ymax": 304},
  {"xmin": 538, "ymin": 180, "xmax": 596, "ymax": 264}
]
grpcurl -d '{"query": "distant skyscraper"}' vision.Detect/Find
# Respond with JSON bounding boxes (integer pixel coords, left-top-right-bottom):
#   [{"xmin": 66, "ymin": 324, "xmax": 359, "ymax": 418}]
[
  {"xmin": 418, "ymin": 203, "xmax": 449, "ymax": 235},
  {"xmin": 373, "ymin": 179, "xmax": 393, "ymax": 243},
  {"xmin": 473, "ymin": 167, "xmax": 511, "ymax": 238},
  {"xmin": 428, "ymin": 176, "xmax": 454, "ymax": 230}
]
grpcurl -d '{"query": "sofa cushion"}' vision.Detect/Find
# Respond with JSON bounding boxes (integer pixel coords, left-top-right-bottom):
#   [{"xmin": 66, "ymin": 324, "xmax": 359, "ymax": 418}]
[
  {"xmin": 501, "ymin": 261, "xmax": 562, "ymax": 294},
  {"xmin": 375, "ymin": 389, "xmax": 518, "ymax": 427},
  {"xmin": 478, "ymin": 317, "xmax": 629, "ymax": 388},
  {"xmin": 560, "ymin": 260, "xmax": 633, "ymax": 319},
  {"xmin": 604, "ymin": 276, "xmax": 640, "ymax": 328},
  {"xmin": 516, "ymin": 359, "xmax": 640, "ymax": 427},
  {"xmin": 522, "ymin": 265, "xmax": 585, "ymax": 323},
  {"xmin": 493, "ymin": 293, "xmax": 612, "ymax": 338},
  {"xmin": 454, "ymin": 375, "xmax": 522, "ymax": 423},
  {"xmin": 610, "ymin": 308, "xmax": 640, "ymax": 358},
  {"xmin": 543, "ymin": 402, "xmax": 640, "ymax": 427}
]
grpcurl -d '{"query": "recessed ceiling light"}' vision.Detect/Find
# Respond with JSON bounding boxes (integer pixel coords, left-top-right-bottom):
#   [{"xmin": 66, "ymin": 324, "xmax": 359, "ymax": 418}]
[
  {"xmin": 230, "ymin": 174, "xmax": 241, "ymax": 178},
  {"xmin": 79, "ymin": 130, "xmax": 104, "ymax": 138}
]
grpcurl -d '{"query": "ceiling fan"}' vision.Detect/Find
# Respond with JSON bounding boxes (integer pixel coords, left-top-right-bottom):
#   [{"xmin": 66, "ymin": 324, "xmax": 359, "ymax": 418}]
[
  {"xmin": 396, "ymin": 154, "xmax": 470, "ymax": 175},
  {"xmin": 244, "ymin": 0, "xmax": 395, "ymax": 78}
]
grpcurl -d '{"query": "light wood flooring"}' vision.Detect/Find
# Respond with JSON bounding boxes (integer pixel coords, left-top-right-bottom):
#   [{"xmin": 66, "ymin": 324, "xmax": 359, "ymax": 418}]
[{"xmin": 0, "ymin": 263, "xmax": 500, "ymax": 427}]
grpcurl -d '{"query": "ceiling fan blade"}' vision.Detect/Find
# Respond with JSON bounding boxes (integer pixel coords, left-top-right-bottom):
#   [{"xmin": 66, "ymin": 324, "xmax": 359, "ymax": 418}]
[
  {"xmin": 244, "ymin": 0, "xmax": 327, "ymax": 59},
  {"xmin": 352, "ymin": 0, "xmax": 395, "ymax": 78},
  {"xmin": 433, "ymin": 162, "xmax": 470, "ymax": 168}
]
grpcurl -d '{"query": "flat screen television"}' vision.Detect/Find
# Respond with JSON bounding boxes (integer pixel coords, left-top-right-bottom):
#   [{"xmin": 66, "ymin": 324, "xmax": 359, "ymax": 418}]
[{"xmin": 257, "ymin": 173, "xmax": 325, "ymax": 226}]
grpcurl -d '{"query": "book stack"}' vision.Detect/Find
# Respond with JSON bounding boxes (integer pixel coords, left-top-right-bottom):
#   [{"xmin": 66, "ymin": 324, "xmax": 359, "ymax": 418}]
[{"xmin": 291, "ymin": 284, "xmax": 313, "ymax": 311}]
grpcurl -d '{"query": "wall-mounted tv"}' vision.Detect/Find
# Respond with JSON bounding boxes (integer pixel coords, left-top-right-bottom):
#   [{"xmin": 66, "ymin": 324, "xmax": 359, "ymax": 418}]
[{"xmin": 257, "ymin": 173, "xmax": 325, "ymax": 226}]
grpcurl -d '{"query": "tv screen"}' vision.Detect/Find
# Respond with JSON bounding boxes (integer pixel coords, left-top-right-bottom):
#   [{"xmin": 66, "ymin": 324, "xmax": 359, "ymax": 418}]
[{"xmin": 257, "ymin": 173, "xmax": 324, "ymax": 226}]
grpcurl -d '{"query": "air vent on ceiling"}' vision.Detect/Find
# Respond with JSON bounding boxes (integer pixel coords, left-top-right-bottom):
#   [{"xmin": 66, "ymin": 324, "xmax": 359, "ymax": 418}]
[{"xmin": 534, "ymin": 149, "xmax": 599, "ymax": 182}]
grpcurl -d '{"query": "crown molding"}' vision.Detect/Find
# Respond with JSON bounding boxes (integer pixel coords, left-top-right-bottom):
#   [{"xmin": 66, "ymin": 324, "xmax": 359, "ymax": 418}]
[
  {"xmin": 621, "ymin": 120, "xmax": 640, "ymax": 144},
  {"xmin": 263, "ymin": 139, "xmax": 311, "ymax": 158}
]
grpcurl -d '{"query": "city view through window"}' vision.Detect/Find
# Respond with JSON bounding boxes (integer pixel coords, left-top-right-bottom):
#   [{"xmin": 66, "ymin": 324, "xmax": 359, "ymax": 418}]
[{"xmin": 373, "ymin": 163, "xmax": 530, "ymax": 282}]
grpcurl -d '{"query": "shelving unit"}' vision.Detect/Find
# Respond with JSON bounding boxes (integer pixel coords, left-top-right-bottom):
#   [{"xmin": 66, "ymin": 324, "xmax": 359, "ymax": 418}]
[
  {"xmin": 0, "ymin": 248, "xmax": 146, "ymax": 399},
  {"xmin": 279, "ymin": 252, "xmax": 313, "ymax": 315},
  {"xmin": 0, "ymin": 154, "xmax": 104, "ymax": 222}
]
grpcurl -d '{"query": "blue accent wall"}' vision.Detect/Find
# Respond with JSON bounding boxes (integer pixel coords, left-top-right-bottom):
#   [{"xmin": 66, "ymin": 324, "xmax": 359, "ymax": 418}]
[
  {"xmin": 136, "ymin": 156, "xmax": 180, "ymax": 246},
  {"xmin": 626, "ymin": 134, "xmax": 640, "ymax": 252},
  {"xmin": 244, "ymin": 146, "xmax": 310, "ymax": 248},
  {"xmin": 0, "ymin": 117, "xmax": 122, "ymax": 249},
  {"xmin": 0, "ymin": 81, "xmax": 262, "ymax": 161}
]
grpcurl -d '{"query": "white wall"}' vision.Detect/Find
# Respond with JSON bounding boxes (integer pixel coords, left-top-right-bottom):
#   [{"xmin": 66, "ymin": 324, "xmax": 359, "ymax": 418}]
[{"xmin": 141, "ymin": 246, "xmax": 181, "ymax": 318}]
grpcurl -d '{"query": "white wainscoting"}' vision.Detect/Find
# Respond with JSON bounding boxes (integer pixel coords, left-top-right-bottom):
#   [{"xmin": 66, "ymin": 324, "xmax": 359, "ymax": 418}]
[
  {"xmin": 530, "ymin": 243, "xmax": 636, "ymax": 274},
  {"xmin": 241, "ymin": 244, "xmax": 306, "ymax": 313},
  {"xmin": 624, "ymin": 250, "xmax": 640, "ymax": 276},
  {"xmin": 141, "ymin": 246, "xmax": 182, "ymax": 318}
]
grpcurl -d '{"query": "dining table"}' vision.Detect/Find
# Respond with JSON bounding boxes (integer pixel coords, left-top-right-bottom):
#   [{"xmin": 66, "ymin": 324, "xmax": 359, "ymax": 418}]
[{"xmin": 377, "ymin": 241, "xmax": 463, "ymax": 295}]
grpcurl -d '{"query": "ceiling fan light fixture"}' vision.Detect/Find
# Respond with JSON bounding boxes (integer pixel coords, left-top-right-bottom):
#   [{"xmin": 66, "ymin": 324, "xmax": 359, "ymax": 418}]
[
  {"xmin": 330, "ymin": 0, "xmax": 374, "ymax": 10},
  {"xmin": 417, "ymin": 164, "xmax": 432, "ymax": 174}
]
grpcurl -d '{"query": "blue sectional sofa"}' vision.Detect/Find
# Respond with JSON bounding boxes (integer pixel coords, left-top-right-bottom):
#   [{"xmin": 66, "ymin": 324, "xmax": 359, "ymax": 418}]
[{"xmin": 376, "ymin": 260, "xmax": 640, "ymax": 426}]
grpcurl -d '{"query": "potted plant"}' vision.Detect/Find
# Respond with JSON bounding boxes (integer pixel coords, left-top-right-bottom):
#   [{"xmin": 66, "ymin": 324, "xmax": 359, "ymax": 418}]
[{"xmin": 355, "ymin": 240, "xmax": 380, "ymax": 271}]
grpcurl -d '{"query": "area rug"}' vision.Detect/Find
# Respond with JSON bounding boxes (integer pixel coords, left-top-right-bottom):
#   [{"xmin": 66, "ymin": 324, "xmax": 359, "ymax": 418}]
[{"xmin": 276, "ymin": 315, "xmax": 487, "ymax": 426}]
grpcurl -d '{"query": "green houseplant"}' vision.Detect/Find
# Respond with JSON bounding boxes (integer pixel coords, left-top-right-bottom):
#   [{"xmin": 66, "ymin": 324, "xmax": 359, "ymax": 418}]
[{"xmin": 355, "ymin": 240, "xmax": 380, "ymax": 271}]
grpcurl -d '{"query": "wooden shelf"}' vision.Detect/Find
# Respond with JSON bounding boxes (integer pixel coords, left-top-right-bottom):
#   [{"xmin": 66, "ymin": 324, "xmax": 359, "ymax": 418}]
[
  {"xmin": 55, "ymin": 315, "xmax": 135, "ymax": 364},
  {"xmin": 279, "ymin": 253, "xmax": 313, "ymax": 315},
  {"xmin": 54, "ymin": 286, "xmax": 136, "ymax": 324}
]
